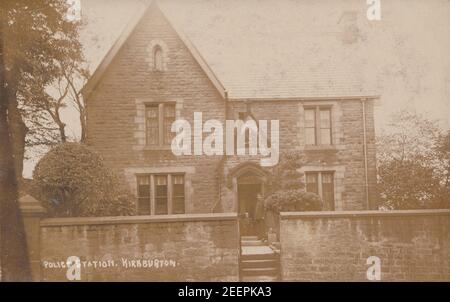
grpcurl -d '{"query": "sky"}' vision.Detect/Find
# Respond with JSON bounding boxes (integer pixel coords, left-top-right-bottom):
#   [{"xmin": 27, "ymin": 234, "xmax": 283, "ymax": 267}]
[{"xmin": 23, "ymin": 0, "xmax": 450, "ymax": 177}]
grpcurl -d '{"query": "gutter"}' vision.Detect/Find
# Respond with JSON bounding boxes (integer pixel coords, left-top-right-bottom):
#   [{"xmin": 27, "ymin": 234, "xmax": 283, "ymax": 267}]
[{"xmin": 228, "ymin": 95, "xmax": 381, "ymax": 102}]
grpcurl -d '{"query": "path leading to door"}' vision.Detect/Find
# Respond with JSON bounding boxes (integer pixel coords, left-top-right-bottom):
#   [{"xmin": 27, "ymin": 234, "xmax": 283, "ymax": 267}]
[{"xmin": 240, "ymin": 236, "xmax": 280, "ymax": 281}]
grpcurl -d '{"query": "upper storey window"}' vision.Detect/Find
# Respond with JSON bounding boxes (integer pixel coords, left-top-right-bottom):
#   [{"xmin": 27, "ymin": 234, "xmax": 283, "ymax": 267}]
[
  {"xmin": 304, "ymin": 106, "xmax": 332, "ymax": 146},
  {"xmin": 153, "ymin": 45, "xmax": 164, "ymax": 71},
  {"xmin": 146, "ymin": 39, "xmax": 168, "ymax": 72}
]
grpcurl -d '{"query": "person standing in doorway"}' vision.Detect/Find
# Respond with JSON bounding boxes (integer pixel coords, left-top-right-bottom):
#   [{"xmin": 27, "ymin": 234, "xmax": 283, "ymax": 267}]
[{"xmin": 254, "ymin": 194, "xmax": 266, "ymax": 240}]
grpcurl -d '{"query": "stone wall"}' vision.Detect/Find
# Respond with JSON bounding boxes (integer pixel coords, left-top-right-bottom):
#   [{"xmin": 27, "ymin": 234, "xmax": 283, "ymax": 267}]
[
  {"xmin": 280, "ymin": 210, "xmax": 450, "ymax": 281},
  {"xmin": 39, "ymin": 213, "xmax": 239, "ymax": 281}
]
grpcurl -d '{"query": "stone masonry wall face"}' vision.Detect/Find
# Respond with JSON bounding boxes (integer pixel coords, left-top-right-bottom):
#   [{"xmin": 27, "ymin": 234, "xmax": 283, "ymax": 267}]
[
  {"xmin": 280, "ymin": 214, "xmax": 450, "ymax": 281},
  {"xmin": 86, "ymin": 6, "xmax": 225, "ymax": 213},
  {"xmin": 222, "ymin": 100, "xmax": 377, "ymax": 211},
  {"xmin": 86, "ymin": 4, "xmax": 377, "ymax": 212},
  {"xmin": 40, "ymin": 218, "xmax": 239, "ymax": 281}
]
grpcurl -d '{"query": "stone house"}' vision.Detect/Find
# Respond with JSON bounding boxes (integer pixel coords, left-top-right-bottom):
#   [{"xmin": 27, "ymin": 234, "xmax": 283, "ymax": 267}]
[{"xmin": 82, "ymin": 1, "xmax": 379, "ymax": 231}]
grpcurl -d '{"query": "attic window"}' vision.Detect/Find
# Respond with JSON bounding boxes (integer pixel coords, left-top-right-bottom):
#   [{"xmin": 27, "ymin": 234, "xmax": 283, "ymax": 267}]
[
  {"xmin": 153, "ymin": 45, "xmax": 164, "ymax": 71},
  {"xmin": 146, "ymin": 39, "xmax": 169, "ymax": 72}
]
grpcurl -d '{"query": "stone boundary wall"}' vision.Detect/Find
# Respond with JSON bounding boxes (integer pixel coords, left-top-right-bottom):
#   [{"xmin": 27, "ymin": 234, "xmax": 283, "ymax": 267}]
[
  {"xmin": 39, "ymin": 213, "xmax": 239, "ymax": 281},
  {"xmin": 280, "ymin": 209, "xmax": 450, "ymax": 281}
]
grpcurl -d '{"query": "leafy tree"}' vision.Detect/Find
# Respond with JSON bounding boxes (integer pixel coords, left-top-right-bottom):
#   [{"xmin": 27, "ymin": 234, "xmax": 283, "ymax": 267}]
[
  {"xmin": 0, "ymin": 18, "xmax": 31, "ymax": 281},
  {"xmin": 2, "ymin": 0, "xmax": 84, "ymax": 177},
  {"xmin": 33, "ymin": 143, "xmax": 136, "ymax": 217},
  {"xmin": 434, "ymin": 131, "xmax": 450, "ymax": 208},
  {"xmin": 377, "ymin": 110, "xmax": 441, "ymax": 163},
  {"xmin": 378, "ymin": 159, "xmax": 440, "ymax": 209},
  {"xmin": 377, "ymin": 111, "xmax": 450, "ymax": 209}
]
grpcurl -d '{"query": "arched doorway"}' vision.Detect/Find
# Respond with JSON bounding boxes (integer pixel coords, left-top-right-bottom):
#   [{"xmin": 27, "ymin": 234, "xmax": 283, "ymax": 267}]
[{"xmin": 230, "ymin": 163, "xmax": 269, "ymax": 237}]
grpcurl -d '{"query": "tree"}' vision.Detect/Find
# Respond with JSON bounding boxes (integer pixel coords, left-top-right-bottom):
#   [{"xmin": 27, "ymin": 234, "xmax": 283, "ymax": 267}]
[
  {"xmin": 434, "ymin": 131, "xmax": 450, "ymax": 208},
  {"xmin": 0, "ymin": 16, "xmax": 31, "ymax": 281},
  {"xmin": 2, "ymin": 0, "xmax": 84, "ymax": 177},
  {"xmin": 378, "ymin": 159, "xmax": 440, "ymax": 209},
  {"xmin": 32, "ymin": 143, "xmax": 135, "ymax": 217},
  {"xmin": 377, "ymin": 111, "xmax": 450, "ymax": 209},
  {"xmin": 377, "ymin": 110, "xmax": 442, "ymax": 164},
  {"xmin": 64, "ymin": 65, "xmax": 89, "ymax": 143}
]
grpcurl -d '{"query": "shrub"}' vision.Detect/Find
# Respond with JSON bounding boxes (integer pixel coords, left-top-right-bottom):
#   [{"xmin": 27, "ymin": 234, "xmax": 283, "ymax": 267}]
[
  {"xmin": 33, "ymin": 143, "xmax": 135, "ymax": 217},
  {"xmin": 264, "ymin": 190, "xmax": 322, "ymax": 213},
  {"xmin": 263, "ymin": 151, "xmax": 323, "ymax": 213}
]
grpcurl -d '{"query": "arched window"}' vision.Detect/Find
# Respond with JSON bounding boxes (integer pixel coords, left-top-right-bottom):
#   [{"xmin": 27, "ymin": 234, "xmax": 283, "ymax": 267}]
[{"xmin": 153, "ymin": 45, "xmax": 163, "ymax": 71}]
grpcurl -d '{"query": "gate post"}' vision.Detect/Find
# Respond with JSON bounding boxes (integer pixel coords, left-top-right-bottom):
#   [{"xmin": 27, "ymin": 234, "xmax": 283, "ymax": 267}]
[{"xmin": 19, "ymin": 195, "xmax": 46, "ymax": 281}]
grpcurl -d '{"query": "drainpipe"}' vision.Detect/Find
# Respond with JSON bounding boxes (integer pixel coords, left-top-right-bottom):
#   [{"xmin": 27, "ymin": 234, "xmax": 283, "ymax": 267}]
[
  {"xmin": 212, "ymin": 90, "xmax": 229, "ymax": 213},
  {"xmin": 361, "ymin": 98, "xmax": 370, "ymax": 210}
]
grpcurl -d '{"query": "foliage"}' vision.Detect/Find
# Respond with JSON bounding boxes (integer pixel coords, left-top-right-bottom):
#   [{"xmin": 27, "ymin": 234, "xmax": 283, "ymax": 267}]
[
  {"xmin": 377, "ymin": 111, "xmax": 450, "ymax": 209},
  {"xmin": 33, "ymin": 143, "xmax": 135, "ymax": 217},
  {"xmin": 1, "ymin": 0, "xmax": 86, "ymax": 176},
  {"xmin": 378, "ymin": 159, "xmax": 440, "ymax": 209},
  {"xmin": 377, "ymin": 110, "xmax": 441, "ymax": 163},
  {"xmin": 264, "ymin": 190, "xmax": 322, "ymax": 213},
  {"xmin": 263, "ymin": 151, "xmax": 322, "ymax": 212}
]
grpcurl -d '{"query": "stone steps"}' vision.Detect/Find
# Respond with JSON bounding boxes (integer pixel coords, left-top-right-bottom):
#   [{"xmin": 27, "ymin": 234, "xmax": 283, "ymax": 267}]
[
  {"xmin": 241, "ymin": 259, "xmax": 278, "ymax": 269},
  {"xmin": 239, "ymin": 236, "xmax": 280, "ymax": 281},
  {"xmin": 241, "ymin": 275, "xmax": 279, "ymax": 282},
  {"xmin": 241, "ymin": 240, "xmax": 265, "ymax": 246}
]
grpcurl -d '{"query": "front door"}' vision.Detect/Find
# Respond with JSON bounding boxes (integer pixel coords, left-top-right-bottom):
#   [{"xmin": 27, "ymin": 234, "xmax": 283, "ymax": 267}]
[{"xmin": 238, "ymin": 183, "xmax": 262, "ymax": 236}]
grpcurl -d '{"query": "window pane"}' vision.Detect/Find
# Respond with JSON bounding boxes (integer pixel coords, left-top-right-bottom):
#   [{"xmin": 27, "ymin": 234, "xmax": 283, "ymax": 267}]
[
  {"xmin": 173, "ymin": 175, "xmax": 185, "ymax": 214},
  {"xmin": 304, "ymin": 109, "xmax": 315, "ymax": 127},
  {"xmin": 321, "ymin": 173, "xmax": 335, "ymax": 210},
  {"xmin": 173, "ymin": 175, "xmax": 184, "ymax": 185},
  {"xmin": 155, "ymin": 175, "xmax": 168, "ymax": 214},
  {"xmin": 320, "ymin": 109, "xmax": 331, "ymax": 145},
  {"xmin": 154, "ymin": 47, "xmax": 163, "ymax": 71},
  {"xmin": 138, "ymin": 198, "xmax": 150, "ymax": 215},
  {"xmin": 320, "ymin": 129, "xmax": 331, "ymax": 145},
  {"xmin": 305, "ymin": 128, "xmax": 316, "ymax": 145},
  {"xmin": 320, "ymin": 109, "xmax": 331, "ymax": 128},
  {"xmin": 137, "ymin": 176, "xmax": 150, "ymax": 215},
  {"xmin": 322, "ymin": 173, "xmax": 333, "ymax": 184},
  {"xmin": 146, "ymin": 106, "xmax": 159, "ymax": 145},
  {"xmin": 164, "ymin": 104, "xmax": 176, "ymax": 145},
  {"xmin": 305, "ymin": 173, "xmax": 319, "ymax": 194}
]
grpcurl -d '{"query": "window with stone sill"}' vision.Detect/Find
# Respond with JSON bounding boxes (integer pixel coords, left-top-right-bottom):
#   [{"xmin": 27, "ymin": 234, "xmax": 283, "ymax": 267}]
[
  {"xmin": 305, "ymin": 171, "xmax": 335, "ymax": 210},
  {"xmin": 146, "ymin": 103, "xmax": 176, "ymax": 147},
  {"xmin": 137, "ymin": 174, "xmax": 185, "ymax": 215},
  {"xmin": 304, "ymin": 106, "xmax": 332, "ymax": 146}
]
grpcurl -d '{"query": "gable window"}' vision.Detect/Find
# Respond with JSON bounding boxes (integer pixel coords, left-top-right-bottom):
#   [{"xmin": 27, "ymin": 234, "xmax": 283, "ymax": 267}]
[
  {"xmin": 304, "ymin": 106, "xmax": 332, "ymax": 145},
  {"xmin": 153, "ymin": 45, "xmax": 164, "ymax": 71},
  {"xmin": 305, "ymin": 171, "xmax": 335, "ymax": 210},
  {"xmin": 136, "ymin": 174, "xmax": 185, "ymax": 215},
  {"xmin": 146, "ymin": 103, "xmax": 176, "ymax": 147}
]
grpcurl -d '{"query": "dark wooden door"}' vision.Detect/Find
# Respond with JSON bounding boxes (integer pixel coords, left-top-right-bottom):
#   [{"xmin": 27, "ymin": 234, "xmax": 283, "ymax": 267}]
[{"xmin": 238, "ymin": 183, "xmax": 261, "ymax": 236}]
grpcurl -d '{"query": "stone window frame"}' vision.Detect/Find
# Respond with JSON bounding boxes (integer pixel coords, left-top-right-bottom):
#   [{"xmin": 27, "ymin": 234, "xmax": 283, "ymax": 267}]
[
  {"xmin": 133, "ymin": 98, "xmax": 183, "ymax": 151},
  {"xmin": 145, "ymin": 39, "xmax": 169, "ymax": 72},
  {"xmin": 298, "ymin": 101, "xmax": 344, "ymax": 151},
  {"xmin": 124, "ymin": 166, "xmax": 195, "ymax": 214},
  {"xmin": 304, "ymin": 170, "xmax": 335, "ymax": 210},
  {"xmin": 136, "ymin": 173, "xmax": 186, "ymax": 215},
  {"xmin": 299, "ymin": 165, "xmax": 345, "ymax": 211}
]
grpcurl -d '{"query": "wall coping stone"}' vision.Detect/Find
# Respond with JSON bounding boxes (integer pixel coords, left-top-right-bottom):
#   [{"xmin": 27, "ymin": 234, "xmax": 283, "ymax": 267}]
[
  {"xmin": 41, "ymin": 213, "xmax": 238, "ymax": 227},
  {"xmin": 280, "ymin": 209, "xmax": 450, "ymax": 219}
]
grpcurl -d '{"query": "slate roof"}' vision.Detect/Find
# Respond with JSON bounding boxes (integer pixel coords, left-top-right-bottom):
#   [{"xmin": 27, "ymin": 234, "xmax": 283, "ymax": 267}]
[{"xmin": 83, "ymin": 0, "xmax": 379, "ymax": 100}]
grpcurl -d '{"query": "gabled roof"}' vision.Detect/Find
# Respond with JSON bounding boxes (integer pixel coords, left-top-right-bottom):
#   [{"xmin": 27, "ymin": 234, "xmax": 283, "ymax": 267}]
[
  {"xmin": 82, "ymin": 0, "xmax": 227, "ymax": 99},
  {"xmin": 82, "ymin": 0, "xmax": 379, "ymax": 101}
]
